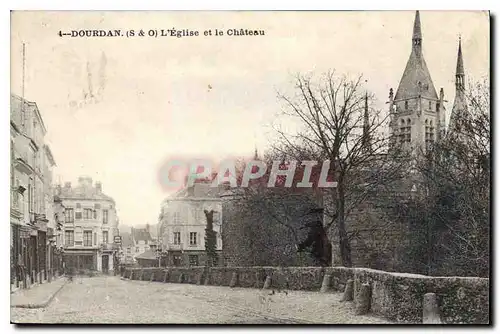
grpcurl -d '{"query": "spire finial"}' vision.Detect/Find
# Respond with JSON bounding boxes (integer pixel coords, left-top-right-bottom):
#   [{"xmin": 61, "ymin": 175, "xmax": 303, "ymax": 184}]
[
  {"xmin": 412, "ymin": 11, "xmax": 422, "ymax": 41},
  {"xmin": 456, "ymin": 36, "xmax": 465, "ymax": 77},
  {"xmin": 457, "ymin": 37, "xmax": 464, "ymax": 72}
]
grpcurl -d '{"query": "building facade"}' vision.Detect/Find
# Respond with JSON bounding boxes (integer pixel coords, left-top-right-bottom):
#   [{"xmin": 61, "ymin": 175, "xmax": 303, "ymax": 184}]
[
  {"xmin": 10, "ymin": 94, "xmax": 58, "ymax": 289},
  {"xmin": 160, "ymin": 183, "xmax": 223, "ymax": 267},
  {"xmin": 57, "ymin": 177, "xmax": 119, "ymax": 274},
  {"xmin": 328, "ymin": 11, "xmax": 472, "ymax": 270}
]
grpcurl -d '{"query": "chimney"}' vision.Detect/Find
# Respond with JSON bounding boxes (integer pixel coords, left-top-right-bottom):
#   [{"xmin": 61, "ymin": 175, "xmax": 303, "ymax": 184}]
[
  {"xmin": 95, "ymin": 181, "xmax": 102, "ymax": 193},
  {"xmin": 78, "ymin": 176, "xmax": 93, "ymax": 187}
]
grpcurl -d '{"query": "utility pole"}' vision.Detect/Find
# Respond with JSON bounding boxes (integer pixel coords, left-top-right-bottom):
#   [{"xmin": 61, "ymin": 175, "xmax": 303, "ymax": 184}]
[{"xmin": 21, "ymin": 43, "xmax": 26, "ymax": 128}]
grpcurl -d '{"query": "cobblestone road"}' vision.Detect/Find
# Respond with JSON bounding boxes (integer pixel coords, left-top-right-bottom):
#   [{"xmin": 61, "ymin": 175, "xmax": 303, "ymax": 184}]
[{"xmin": 11, "ymin": 276, "xmax": 391, "ymax": 324}]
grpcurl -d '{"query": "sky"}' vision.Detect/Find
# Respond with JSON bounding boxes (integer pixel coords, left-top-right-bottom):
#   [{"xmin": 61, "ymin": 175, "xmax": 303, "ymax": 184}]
[{"xmin": 10, "ymin": 11, "xmax": 489, "ymax": 228}]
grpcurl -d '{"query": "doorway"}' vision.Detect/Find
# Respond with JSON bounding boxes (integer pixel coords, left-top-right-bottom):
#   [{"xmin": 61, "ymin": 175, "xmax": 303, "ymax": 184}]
[{"xmin": 102, "ymin": 255, "xmax": 109, "ymax": 274}]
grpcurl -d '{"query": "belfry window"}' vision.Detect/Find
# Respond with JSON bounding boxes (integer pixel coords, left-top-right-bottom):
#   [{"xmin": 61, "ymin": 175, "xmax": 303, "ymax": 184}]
[{"xmin": 399, "ymin": 118, "xmax": 411, "ymax": 144}]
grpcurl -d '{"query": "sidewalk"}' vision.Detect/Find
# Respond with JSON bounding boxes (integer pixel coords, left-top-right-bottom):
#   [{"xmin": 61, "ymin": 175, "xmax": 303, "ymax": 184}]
[{"xmin": 10, "ymin": 277, "xmax": 67, "ymax": 309}]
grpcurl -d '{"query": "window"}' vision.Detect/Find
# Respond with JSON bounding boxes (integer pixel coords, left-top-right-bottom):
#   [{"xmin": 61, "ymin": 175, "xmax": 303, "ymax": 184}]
[
  {"xmin": 103, "ymin": 209, "xmax": 109, "ymax": 224},
  {"xmin": 103, "ymin": 231, "xmax": 109, "ymax": 244},
  {"xmin": 189, "ymin": 255, "xmax": 199, "ymax": 266},
  {"xmin": 404, "ymin": 101, "xmax": 408, "ymax": 110},
  {"xmin": 94, "ymin": 233, "xmax": 97, "ymax": 245},
  {"xmin": 93, "ymin": 210, "xmax": 97, "ymax": 219},
  {"xmin": 65, "ymin": 230, "xmax": 74, "ymax": 246},
  {"xmin": 75, "ymin": 212, "xmax": 82, "ymax": 220},
  {"xmin": 76, "ymin": 203, "xmax": 81, "ymax": 209},
  {"xmin": 83, "ymin": 208, "xmax": 93, "ymax": 219},
  {"xmin": 173, "ymin": 232, "xmax": 181, "ymax": 245},
  {"xmin": 173, "ymin": 212, "xmax": 180, "ymax": 224},
  {"xmin": 135, "ymin": 247, "xmax": 139, "ymax": 253},
  {"xmin": 127, "ymin": 247, "xmax": 131, "ymax": 254},
  {"xmin": 84, "ymin": 231, "xmax": 92, "ymax": 246},
  {"xmin": 189, "ymin": 232, "xmax": 197, "ymax": 246},
  {"xmin": 28, "ymin": 182, "xmax": 33, "ymax": 213},
  {"xmin": 399, "ymin": 119, "xmax": 411, "ymax": 144},
  {"xmin": 65, "ymin": 208, "xmax": 74, "ymax": 223},
  {"xmin": 428, "ymin": 101, "xmax": 432, "ymax": 110}
]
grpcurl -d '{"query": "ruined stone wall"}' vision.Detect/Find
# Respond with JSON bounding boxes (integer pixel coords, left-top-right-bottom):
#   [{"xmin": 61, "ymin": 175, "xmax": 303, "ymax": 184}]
[{"xmin": 122, "ymin": 266, "xmax": 489, "ymax": 324}]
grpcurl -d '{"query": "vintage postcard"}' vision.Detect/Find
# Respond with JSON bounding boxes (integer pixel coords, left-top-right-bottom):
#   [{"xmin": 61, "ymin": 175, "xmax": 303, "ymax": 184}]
[{"xmin": 10, "ymin": 10, "xmax": 490, "ymax": 325}]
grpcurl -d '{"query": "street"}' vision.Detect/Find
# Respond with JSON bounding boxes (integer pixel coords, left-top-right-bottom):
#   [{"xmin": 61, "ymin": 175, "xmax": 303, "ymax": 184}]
[{"xmin": 11, "ymin": 276, "xmax": 391, "ymax": 324}]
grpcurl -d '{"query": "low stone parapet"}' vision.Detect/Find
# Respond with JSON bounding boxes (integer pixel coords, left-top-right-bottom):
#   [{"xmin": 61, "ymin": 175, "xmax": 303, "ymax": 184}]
[{"xmin": 120, "ymin": 266, "xmax": 488, "ymax": 324}]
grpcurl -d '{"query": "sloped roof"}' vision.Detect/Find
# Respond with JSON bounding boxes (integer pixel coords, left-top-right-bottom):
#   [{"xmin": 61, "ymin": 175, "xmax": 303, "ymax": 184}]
[
  {"xmin": 59, "ymin": 185, "xmax": 115, "ymax": 203},
  {"xmin": 131, "ymin": 227, "xmax": 153, "ymax": 242},
  {"xmin": 120, "ymin": 232, "xmax": 134, "ymax": 247},
  {"xmin": 394, "ymin": 11, "xmax": 438, "ymax": 101},
  {"xmin": 394, "ymin": 51, "xmax": 438, "ymax": 101},
  {"xmin": 171, "ymin": 182, "xmax": 223, "ymax": 200}
]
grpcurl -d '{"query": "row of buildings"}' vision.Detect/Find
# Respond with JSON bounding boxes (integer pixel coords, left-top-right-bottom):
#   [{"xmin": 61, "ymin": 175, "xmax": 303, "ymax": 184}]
[
  {"xmin": 10, "ymin": 94, "xmax": 60, "ymax": 289},
  {"xmin": 10, "ymin": 93, "xmax": 121, "ymax": 290},
  {"xmin": 117, "ymin": 184, "xmax": 224, "ymax": 268}
]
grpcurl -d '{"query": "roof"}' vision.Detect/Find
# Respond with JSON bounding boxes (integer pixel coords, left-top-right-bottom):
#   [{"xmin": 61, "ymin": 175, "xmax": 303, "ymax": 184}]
[
  {"xmin": 120, "ymin": 232, "xmax": 134, "ymax": 247},
  {"xmin": 168, "ymin": 182, "xmax": 224, "ymax": 200},
  {"xmin": 10, "ymin": 94, "xmax": 47, "ymax": 135},
  {"xmin": 131, "ymin": 227, "xmax": 153, "ymax": 242},
  {"xmin": 394, "ymin": 11, "xmax": 438, "ymax": 101},
  {"xmin": 58, "ymin": 182, "xmax": 115, "ymax": 203}
]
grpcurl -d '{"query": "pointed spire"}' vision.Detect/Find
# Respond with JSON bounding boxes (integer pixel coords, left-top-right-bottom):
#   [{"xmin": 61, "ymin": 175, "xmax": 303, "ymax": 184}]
[
  {"xmin": 412, "ymin": 10, "xmax": 422, "ymax": 41},
  {"xmin": 456, "ymin": 36, "xmax": 465, "ymax": 76},
  {"xmin": 449, "ymin": 36, "xmax": 467, "ymax": 135},
  {"xmin": 455, "ymin": 36, "xmax": 465, "ymax": 92},
  {"xmin": 363, "ymin": 92, "xmax": 369, "ymax": 130},
  {"xmin": 394, "ymin": 10, "xmax": 437, "ymax": 101},
  {"xmin": 253, "ymin": 145, "xmax": 259, "ymax": 160},
  {"xmin": 362, "ymin": 92, "xmax": 372, "ymax": 152}
]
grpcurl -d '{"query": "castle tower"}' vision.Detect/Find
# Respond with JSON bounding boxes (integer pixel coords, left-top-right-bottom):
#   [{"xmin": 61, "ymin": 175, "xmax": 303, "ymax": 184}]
[
  {"xmin": 389, "ymin": 11, "xmax": 446, "ymax": 154},
  {"xmin": 448, "ymin": 37, "xmax": 468, "ymax": 135}
]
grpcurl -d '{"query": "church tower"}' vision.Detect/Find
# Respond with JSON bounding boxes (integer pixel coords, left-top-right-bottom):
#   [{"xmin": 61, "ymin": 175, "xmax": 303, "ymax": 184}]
[
  {"xmin": 448, "ymin": 37, "xmax": 467, "ymax": 135},
  {"xmin": 388, "ymin": 11, "xmax": 446, "ymax": 154}
]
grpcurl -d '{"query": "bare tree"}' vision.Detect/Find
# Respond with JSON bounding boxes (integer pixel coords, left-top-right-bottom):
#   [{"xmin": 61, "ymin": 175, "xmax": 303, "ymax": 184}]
[
  {"xmin": 394, "ymin": 78, "xmax": 490, "ymax": 276},
  {"xmin": 271, "ymin": 71, "xmax": 406, "ymax": 267}
]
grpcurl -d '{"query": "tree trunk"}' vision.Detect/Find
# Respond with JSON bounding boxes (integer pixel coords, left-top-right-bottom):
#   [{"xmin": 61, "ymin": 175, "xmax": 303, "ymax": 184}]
[{"xmin": 337, "ymin": 187, "xmax": 352, "ymax": 267}]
